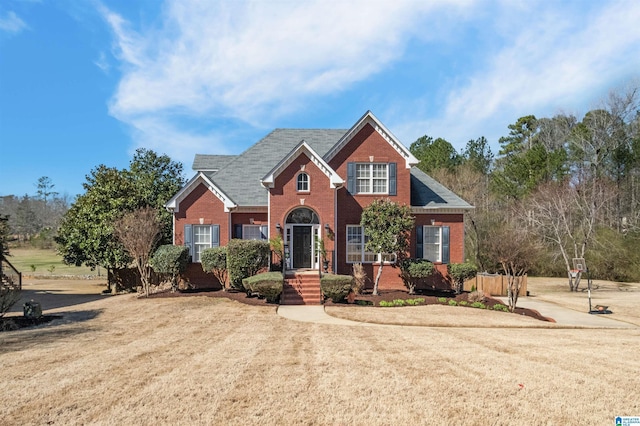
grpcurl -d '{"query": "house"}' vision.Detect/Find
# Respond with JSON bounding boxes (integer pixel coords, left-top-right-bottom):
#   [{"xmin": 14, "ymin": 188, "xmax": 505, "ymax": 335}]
[{"xmin": 165, "ymin": 111, "xmax": 473, "ymax": 303}]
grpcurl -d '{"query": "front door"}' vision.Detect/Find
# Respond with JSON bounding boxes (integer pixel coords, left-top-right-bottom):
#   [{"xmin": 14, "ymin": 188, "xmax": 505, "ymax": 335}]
[{"xmin": 292, "ymin": 226, "xmax": 312, "ymax": 268}]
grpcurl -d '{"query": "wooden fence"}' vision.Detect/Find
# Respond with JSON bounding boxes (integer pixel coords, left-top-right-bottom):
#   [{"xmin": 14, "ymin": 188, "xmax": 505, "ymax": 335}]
[{"xmin": 463, "ymin": 273, "xmax": 527, "ymax": 296}]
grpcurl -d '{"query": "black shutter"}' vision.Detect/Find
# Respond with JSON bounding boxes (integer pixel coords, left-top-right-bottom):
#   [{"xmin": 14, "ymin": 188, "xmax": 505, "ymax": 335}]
[
  {"xmin": 234, "ymin": 224, "xmax": 242, "ymax": 239},
  {"xmin": 416, "ymin": 225, "xmax": 423, "ymax": 259},
  {"xmin": 184, "ymin": 224, "xmax": 193, "ymax": 261},
  {"xmin": 388, "ymin": 162, "xmax": 397, "ymax": 196},
  {"xmin": 347, "ymin": 162, "xmax": 355, "ymax": 194}
]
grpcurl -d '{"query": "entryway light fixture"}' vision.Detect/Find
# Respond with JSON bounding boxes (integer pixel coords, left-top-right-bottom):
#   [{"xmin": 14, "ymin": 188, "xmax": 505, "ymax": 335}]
[{"xmin": 276, "ymin": 223, "xmax": 281, "ymax": 231}]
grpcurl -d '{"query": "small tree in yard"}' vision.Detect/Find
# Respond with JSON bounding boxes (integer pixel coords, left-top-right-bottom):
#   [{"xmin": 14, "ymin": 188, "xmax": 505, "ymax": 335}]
[
  {"xmin": 448, "ymin": 262, "xmax": 478, "ymax": 294},
  {"xmin": 360, "ymin": 199, "xmax": 414, "ymax": 295},
  {"xmin": 151, "ymin": 245, "xmax": 189, "ymax": 292},
  {"xmin": 399, "ymin": 259, "xmax": 434, "ymax": 294},
  {"xmin": 485, "ymin": 225, "xmax": 537, "ymax": 312},
  {"xmin": 201, "ymin": 247, "xmax": 228, "ymax": 290},
  {"xmin": 113, "ymin": 207, "xmax": 162, "ymax": 297}
]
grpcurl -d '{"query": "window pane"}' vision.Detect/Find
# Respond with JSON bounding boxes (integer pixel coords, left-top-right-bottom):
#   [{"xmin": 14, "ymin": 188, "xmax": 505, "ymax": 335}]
[
  {"xmin": 423, "ymin": 226, "xmax": 441, "ymax": 262},
  {"xmin": 243, "ymin": 225, "xmax": 263, "ymax": 240},
  {"xmin": 346, "ymin": 226, "xmax": 362, "ymax": 263},
  {"xmin": 297, "ymin": 173, "xmax": 309, "ymax": 191},
  {"xmin": 193, "ymin": 225, "xmax": 211, "ymax": 263}
]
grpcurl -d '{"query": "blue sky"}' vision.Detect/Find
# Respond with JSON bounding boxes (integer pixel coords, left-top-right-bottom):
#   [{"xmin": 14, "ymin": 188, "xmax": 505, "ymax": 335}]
[{"xmin": 1, "ymin": 0, "xmax": 639, "ymax": 198}]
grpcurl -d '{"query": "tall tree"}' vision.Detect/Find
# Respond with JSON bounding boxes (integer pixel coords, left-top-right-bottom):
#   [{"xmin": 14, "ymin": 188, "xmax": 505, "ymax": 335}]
[
  {"xmin": 410, "ymin": 135, "xmax": 461, "ymax": 174},
  {"xmin": 462, "ymin": 136, "xmax": 493, "ymax": 175},
  {"xmin": 56, "ymin": 151, "xmax": 184, "ymax": 289},
  {"xmin": 36, "ymin": 176, "xmax": 58, "ymax": 203},
  {"xmin": 360, "ymin": 199, "xmax": 414, "ymax": 295}
]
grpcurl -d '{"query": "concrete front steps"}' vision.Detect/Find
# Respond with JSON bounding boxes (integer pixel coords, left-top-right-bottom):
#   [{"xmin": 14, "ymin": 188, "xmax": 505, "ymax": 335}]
[{"xmin": 281, "ymin": 271, "xmax": 322, "ymax": 305}]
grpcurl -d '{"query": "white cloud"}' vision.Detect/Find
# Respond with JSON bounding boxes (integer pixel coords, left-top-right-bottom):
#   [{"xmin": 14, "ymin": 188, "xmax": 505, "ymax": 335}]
[
  {"xmin": 99, "ymin": 0, "xmax": 470, "ymax": 154},
  {"xmin": 0, "ymin": 11, "xmax": 28, "ymax": 34},
  {"xmin": 410, "ymin": 0, "xmax": 640, "ymax": 150}
]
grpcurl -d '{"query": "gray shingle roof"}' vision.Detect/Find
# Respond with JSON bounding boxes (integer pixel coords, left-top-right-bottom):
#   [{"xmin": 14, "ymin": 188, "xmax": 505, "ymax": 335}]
[
  {"xmin": 191, "ymin": 128, "xmax": 472, "ymax": 210},
  {"xmin": 199, "ymin": 129, "xmax": 347, "ymax": 206},
  {"xmin": 192, "ymin": 154, "xmax": 238, "ymax": 172},
  {"xmin": 410, "ymin": 167, "xmax": 473, "ymax": 209}
]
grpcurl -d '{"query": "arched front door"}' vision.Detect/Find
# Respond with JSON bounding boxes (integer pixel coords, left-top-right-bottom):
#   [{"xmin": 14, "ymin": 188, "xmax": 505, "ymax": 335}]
[{"xmin": 284, "ymin": 207, "xmax": 320, "ymax": 270}]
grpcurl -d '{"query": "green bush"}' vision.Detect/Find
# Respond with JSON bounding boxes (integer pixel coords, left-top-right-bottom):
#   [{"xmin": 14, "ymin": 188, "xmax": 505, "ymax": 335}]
[
  {"xmin": 437, "ymin": 297, "xmax": 447, "ymax": 303},
  {"xmin": 459, "ymin": 300, "xmax": 469, "ymax": 306},
  {"xmin": 201, "ymin": 246, "xmax": 228, "ymax": 289},
  {"xmin": 471, "ymin": 301, "xmax": 486, "ymax": 309},
  {"xmin": 399, "ymin": 258, "xmax": 435, "ymax": 294},
  {"xmin": 320, "ymin": 274, "xmax": 353, "ymax": 303},
  {"xmin": 227, "ymin": 239, "xmax": 270, "ymax": 290},
  {"xmin": 393, "ymin": 299, "xmax": 406, "ymax": 306},
  {"xmin": 150, "ymin": 245, "xmax": 189, "ymax": 291},
  {"xmin": 492, "ymin": 303, "xmax": 509, "ymax": 312},
  {"xmin": 447, "ymin": 262, "xmax": 478, "ymax": 293},
  {"xmin": 448, "ymin": 299, "xmax": 458, "ymax": 306},
  {"xmin": 242, "ymin": 272, "xmax": 283, "ymax": 303},
  {"xmin": 379, "ymin": 300, "xmax": 394, "ymax": 307}
]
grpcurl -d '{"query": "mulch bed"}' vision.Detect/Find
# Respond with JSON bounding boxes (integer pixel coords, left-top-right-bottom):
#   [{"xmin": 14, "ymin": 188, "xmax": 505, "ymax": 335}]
[
  {"xmin": 1, "ymin": 315, "xmax": 63, "ymax": 332},
  {"xmin": 150, "ymin": 287, "xmax": 551, "ymax": 322}
]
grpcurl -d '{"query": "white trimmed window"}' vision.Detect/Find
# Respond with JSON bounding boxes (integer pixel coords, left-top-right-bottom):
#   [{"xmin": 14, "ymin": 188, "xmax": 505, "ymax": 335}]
[
  {"xmin": 356, "ymin": 163, "xmax": 388, "ymax": 194},
  {"xmin": 297, "ymin": 172, "xmax": 309, "ymax": 192},
  {"xmin": 423, "ymin": 226, "xmax": 441, "ymax": 262},
  {"xmin": 243, "ymin": 224, "xmax": 267, "ymax": 240},
  {"xmin": 184, "ymin": 224, "xmax": 220, "ymax": 263},
  {"xmin": 346, "ymin": 225, "xmax": 394, "ymax": 264}
]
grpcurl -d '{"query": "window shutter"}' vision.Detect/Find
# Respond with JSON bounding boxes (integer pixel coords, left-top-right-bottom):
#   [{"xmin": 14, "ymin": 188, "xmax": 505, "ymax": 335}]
[
  {"xmin": 389, "ymin": 162, "xmax": 397, "ymax": 196},
  {"xmin": 441, "ymin": 226, "xmax": 450, "ymax": 264},
  {"xmin": 212, "ymin": 225, "xmax": 220, "ymax": 247},
  {"xmin": 416, "ymin": 225, "xmax": 423, "ymax": 259},
  {"xmin": 184, "ymin": 224, "xmax": 193, "ymax": 260},
  {"xmin": 234, "ymin": 224, "xmax": 242, "ymax": 239},
  {"xmin": 347, "ymin": 162, "xmax": 355, "ymax": 194},
  {"xmin": 260, "ymin": 225, "xmax": 268, "ymax": 240}
]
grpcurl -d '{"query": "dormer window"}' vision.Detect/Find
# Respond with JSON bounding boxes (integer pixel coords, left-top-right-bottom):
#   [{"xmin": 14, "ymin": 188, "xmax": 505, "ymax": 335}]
[{"xmin": 297, "ymin": 172, "xmax": 309, "ymax": 192}]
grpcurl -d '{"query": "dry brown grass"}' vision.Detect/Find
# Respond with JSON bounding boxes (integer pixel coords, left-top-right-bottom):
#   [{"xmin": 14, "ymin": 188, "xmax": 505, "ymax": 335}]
[{"xmin": 1, "ymin": 278, "xmax": 639, "ymax": 425}]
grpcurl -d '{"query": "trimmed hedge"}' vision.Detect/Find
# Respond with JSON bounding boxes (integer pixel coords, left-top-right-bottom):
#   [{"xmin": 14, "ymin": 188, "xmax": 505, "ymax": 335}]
[
  {"xmin": 227, "ymin": 239, "xmax": 270, "ymax": 290},
  {"xmin": 150, "ymin": 245, "xmax": 189, "ymax": 291},
  {"xmin": 399, "ymin": 258, "xmax": 434, "ymax": 294},
  {"xmin": 320, "ymin": 274, "xmax": 353, "ymax": 303},
  {"xmin": 242, "ymin": 272, "xmax": 283, "ymax": 303}
]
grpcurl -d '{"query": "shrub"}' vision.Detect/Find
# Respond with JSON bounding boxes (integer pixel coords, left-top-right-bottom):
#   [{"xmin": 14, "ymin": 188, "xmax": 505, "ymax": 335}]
[
  {"xmin": 448, "ymin": 299, "xmax": 458, "ymax": 306},
  {"xmin": 399, "ymin": 258, "xmax": 435, "ymax": 294},
  {"xmin": 352, "ymin": 263, "xmax": 367, "ymax": 295},
  {"xmin": 201, "ymin": 246, "xmax": 228, "ymax": 290},
  {"xmin": 242, "ymin": 272, "xmax": 283, "ymax": 303},
  {"xmin": 151, "ymin": 245, "xmax": 189, "ymax": 291},
  {"xmin": 379, "ymin": 300, "xmax": 394, "ymax": 307},
  {"xmin": 471, "ymin": 301, "xmax": 486, "ymax": 309},
  {"xmin": 320, "ymin": 274, "xmax": 353, "ymax": 303},
  {"xmin": 227, "ymin": 239, "xmax": 270, "ymax": 290},
  {"xmin": 447, "ymin": 262, "xmax": 478, "ymax": 294},
  {"xmin": 437, "ymin": 297, "xmax": 447, "ymax": 303},
  {"xmin": 468, "ymin": 290, "xmax": 485, "ymax": 303},
  {"xmin": 459, "ymin": 300, "xmax": 469, "ymax": 306},
  {"xmin": 393, "ymin": 299, "xmax": 406, "ymax": 306},
  {"xmin": 492, "ymin": 303, "xmax": 509, "ymax": 312}
]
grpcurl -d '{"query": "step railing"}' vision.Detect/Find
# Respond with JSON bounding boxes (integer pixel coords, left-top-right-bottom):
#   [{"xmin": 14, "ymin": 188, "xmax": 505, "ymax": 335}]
[{"xmin": 1, "ymin": 254, "xmax": 22, "ymax": 291}]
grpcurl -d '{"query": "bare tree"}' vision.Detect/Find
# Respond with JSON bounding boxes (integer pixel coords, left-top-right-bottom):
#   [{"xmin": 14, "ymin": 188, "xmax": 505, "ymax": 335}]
[
  {"xmin": 113, "ymin": 207, "xmax": 161, "ymax": 297},
  {"xmin": 485, "ymin": 225, "xmax": 537, "ymax": 312},
  {"xmin": 524, "ymin": 179, "xmax": 615, "ymax": 291}
]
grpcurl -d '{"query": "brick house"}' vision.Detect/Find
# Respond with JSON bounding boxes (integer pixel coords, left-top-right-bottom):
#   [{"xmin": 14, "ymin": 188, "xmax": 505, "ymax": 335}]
[{"xmin": 165, "ymin": 111, "xmax": 473, "ymax": 303}]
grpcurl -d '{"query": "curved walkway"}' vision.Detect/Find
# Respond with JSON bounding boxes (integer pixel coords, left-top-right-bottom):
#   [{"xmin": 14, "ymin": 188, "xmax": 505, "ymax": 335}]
[{"xmin": 277, "ymin": 298, "xmax": 638, "ymax": 328}]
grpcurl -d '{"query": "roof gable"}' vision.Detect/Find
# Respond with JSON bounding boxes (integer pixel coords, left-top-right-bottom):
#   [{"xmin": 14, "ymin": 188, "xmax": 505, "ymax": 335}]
[
  {"xmin": 165, "ymin": 172, "xmax": 237, "ymax": 212},
  {"xmin": 261, "ymin": 141, "xmax": 344, "ymax": 189},
  {"xmin": 324, "ymin": 110, "xmax": 419, "ymax": 169},
  {"xmin": 410, "ymin": 168, "xmax": 473, "ymax": 211}
]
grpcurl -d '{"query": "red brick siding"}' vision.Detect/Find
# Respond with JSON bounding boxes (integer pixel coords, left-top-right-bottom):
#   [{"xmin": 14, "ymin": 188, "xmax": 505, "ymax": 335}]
[
  {"xmin": 174, "ymin": 183, "xmax": 230, "ymax": 287},
  {"xmin": 269, "ymin": 152, "xmax": 336, "ymax": 255}
]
